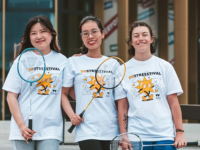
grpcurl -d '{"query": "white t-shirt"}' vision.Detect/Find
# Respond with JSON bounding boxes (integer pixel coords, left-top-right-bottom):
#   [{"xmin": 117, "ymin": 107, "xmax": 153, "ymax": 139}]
[
  {"xmin": 115, "ymin": 55, "xmax": 183, "ymax": 141},
  {"xmin": 63, "ymin": 55, "xmax": 119, "ymax": 142},
  {"xmin": 3, "ymin": 50, "xmax": 67, "ymax": 142}
]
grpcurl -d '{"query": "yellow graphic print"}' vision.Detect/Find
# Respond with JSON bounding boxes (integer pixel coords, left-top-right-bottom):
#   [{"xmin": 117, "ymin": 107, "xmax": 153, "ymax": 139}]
[
  {"xmin": 37, "ymin": 73, "xmax": 53, "ymax": 95},
  {"xmin": 87, "ymin": 75, "xmax": 105, "ymax": 98},
  {"xmin": 136, "ymin": 77, "xmax": 154, "ymax": 101}
]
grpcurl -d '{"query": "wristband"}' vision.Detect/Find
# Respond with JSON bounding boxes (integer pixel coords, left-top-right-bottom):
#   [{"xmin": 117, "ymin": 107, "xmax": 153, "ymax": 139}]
[{"xmin": 176, "ymin": 129, "xmax": 184, "ymax": 132}]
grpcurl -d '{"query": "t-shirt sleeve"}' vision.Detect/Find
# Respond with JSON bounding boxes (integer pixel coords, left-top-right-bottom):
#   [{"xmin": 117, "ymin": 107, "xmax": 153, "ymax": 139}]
[
  {"xmin": 2, "ymin": 62, "xmax": 22, "ymax": 94},
  {"xmin": 114, "ymin": 67, "xmax": 127, "ymax": 101},
  {"xmin": 166, "ymin": 64, "xmax": 183, "ymax": 96},
  {"xmin": 62, "ymin": 59, "xmax": 75, "ymax": 87}
]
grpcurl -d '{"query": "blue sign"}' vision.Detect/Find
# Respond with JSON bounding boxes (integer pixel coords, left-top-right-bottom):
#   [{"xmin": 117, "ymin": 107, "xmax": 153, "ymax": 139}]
[
  {"xmin": 104, "ymin": 1, "xmax": 113, "ymax": 10},
  {"xmin": 138, "ymin": 8, "xmax": 154, "ymax": 20},
  {"xmin": 168, "ymin": 13, "xmax": 174, "ymax": 21},
  {"xmin": 168, "ymin": 32, "xmax": 174, "ymax": 45}
]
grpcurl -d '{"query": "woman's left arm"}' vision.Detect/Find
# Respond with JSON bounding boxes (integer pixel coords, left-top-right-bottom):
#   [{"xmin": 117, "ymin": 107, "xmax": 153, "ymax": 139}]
[{"xmin": 167, "ymin": 93, "xmax": 187, "ymax": 149}]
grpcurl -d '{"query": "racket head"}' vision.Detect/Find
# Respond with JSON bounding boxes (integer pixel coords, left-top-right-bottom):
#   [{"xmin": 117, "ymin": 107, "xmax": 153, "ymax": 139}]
[
  {"xmin": 95, "ymin": 56, "xmax": 126, "ymax": 89},
  {"xmin": 110, "ymin": 132, "xmax": 143, "ymax": 150},
  {"xmin": 17, "ymin": 48, "xmax": 46, "ymax": 85}
]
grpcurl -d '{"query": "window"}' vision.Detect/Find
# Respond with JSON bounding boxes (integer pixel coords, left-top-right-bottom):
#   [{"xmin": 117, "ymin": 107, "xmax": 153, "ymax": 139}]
[
  {"xmin": 58, "ymin": 0, "xmax": 94, "ymax": 57},
  {"xmin": 3, "ymin": 0, "xmax": 54, "ymax": 120}
]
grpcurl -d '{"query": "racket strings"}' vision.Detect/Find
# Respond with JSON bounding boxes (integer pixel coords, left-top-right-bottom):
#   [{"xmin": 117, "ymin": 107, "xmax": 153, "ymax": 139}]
[
  {"xmin": 110, "ymin": 140, "xmax": 142, "ymax": 150},
  {"xmin": 27, "ymin": 57, "xmax": 37, "ymax": 68},
  {"xmin": 96, "ymin": 57, "xmax": 126, "ymax": 89},
  {"xmin": 19, "ymin": 56, "xmax": 45, "ymax": 82}
]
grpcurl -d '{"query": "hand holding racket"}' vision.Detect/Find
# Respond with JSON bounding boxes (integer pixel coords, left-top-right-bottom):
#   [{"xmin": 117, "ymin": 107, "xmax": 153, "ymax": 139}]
[
  {"xmin": 68, "ymin": 56, "xmax": 126, "ymax": 133},
  {"xmin": 70, "ymin": 114, "xmax": 83, "ymax": 126},
  {"xmin": 19, "ymin": 124, "xmax": 36, "ymax": 143},
  {"xmin": 174, "ymin": 132, "xmax": 187, "ymax": 149},
  {"xmin": 120, "ymin": 134, "xmax": 133, "ymax": 150},
  {"xmin": 17, "ymin": 48, "xmax": 46, "ymax": 141},
  {"xmin": 110, "ymin": 132, "xmax": 199, "ymax": 150}
]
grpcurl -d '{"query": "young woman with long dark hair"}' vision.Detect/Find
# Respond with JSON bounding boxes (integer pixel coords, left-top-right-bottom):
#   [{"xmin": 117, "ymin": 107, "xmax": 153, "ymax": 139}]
[{"xmin": 3, "ymin": 15, "xmax": 67, "ymax": 150}]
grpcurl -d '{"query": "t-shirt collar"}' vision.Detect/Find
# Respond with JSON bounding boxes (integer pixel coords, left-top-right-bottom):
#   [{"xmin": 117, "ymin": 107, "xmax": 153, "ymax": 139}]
[{"xmin": 131, "ymin": 55, "xmax": 155, "ymax": 65}]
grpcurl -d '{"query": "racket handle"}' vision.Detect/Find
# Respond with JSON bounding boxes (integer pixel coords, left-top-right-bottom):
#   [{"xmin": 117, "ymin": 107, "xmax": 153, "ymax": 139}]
[
  {"xmin": 68, "ymin": 110, "xmax": 85, "ymax": 133},
  {"xmin": 187, "ymin": 141, "xmax": 198, "ymax": 146},
  {"xmin": 28, "ymin": 119, "xmax": 32, "ymax": 142},
  {"xmin": 68, "ymin": 124, "xmax": 76, "ymax": 133}
]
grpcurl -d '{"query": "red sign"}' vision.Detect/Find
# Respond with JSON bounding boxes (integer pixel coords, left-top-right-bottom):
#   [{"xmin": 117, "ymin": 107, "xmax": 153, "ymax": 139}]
[
  {"xmin": 104, "ymin": 14, "xmax": 118, "ymax": 39},
  {"xmin": 169, "ymin": 58, "xmax": 175, "ymax": 66},
  {"xmin": 142, "ymin": 0, "xmax": 155, "ymax": 9}
]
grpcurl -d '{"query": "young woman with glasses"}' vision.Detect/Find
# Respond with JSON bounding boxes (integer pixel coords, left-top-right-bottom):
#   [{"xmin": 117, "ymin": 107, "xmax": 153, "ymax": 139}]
[{"xmin": 61, "ymin": 15, "xmax": 119, "ymax": 150}]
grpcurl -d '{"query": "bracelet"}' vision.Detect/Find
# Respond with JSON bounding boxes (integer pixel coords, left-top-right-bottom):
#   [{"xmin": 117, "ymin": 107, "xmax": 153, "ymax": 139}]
[{"xmin": 176, "ymin": 129, "xmax": 184, "ymax": 132}]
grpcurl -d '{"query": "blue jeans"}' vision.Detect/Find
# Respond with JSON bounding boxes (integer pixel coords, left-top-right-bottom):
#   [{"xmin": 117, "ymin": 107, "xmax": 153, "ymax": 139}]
[
  {"xmin": 11, "ymin": 139, "xmax": 59, "ymax": 150},
  {"xmin": 142, "ymin": 140, "xmax": 176, "ymax": 150},
  {"xmin": 131, "ymin": 140, "xmax": 176, "ymax": 150}
]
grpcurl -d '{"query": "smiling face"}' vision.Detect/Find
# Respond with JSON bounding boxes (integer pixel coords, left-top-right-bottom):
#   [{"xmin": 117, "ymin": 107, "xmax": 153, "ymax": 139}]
[
  {"xmin": 131, "ymin": 26, "xmax": 154, "ymax": 56},
  {"xmin": 81, "ymin": 21, "xmax": 105, "ymax": 52},
  {"xmin": 30, "ymin": 22, "xmax": 52, "ymax": 53}
]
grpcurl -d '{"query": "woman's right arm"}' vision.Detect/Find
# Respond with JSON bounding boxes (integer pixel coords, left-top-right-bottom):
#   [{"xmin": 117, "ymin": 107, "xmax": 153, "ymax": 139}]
[
  {"xmin": 118, "ymin": 97, "xmax": 129, "ymax": 133},
  {"xmin": 61, "ymin": 87, "xmax": 83, "ymax": 125},
  {"xmin": 68, "ymin": 87, "xmax": 76, "ymax": 100},
  {"xmin": 7, "ymin": 92, "xmax": 35, "ymax": 143},
  {"xmin": 117, "ymin": 97, "xmax": 132, "ymax": 149}
]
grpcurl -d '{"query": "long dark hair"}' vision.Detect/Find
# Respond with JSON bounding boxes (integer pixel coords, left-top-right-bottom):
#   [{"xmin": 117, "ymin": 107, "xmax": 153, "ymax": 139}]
[
  {"xmin": 16, "ymin": 15, "xmax": 60, "ymax": 59},
  {"xmin": 79, "ymin": 15, "xmax": 104, "ymax": 54},
  {"xmin": 127, "ymin": 21, "xmax": 156, "ymax": 56}
]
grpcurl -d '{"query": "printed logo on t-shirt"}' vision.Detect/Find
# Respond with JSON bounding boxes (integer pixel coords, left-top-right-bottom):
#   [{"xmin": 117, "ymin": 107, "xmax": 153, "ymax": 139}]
[
  {"xmin": 30, "ymin": 67, "xmax": 61, "ymax": 95},
  {"xmin": 129, "ymin": 71, "xmax": 162, "ymax": 101},
  {"xmin": 36, "ymin": 73, "xmax": 53, "ymax": 95},
  {"xmin": 87, "ymin": 74, "xmax": 105, "ymax": 98},
  {"xmin": 81, "ymin": 69, "xmax": 112, "ymax": 98},
  {"xmin": 136, "ymin": 77, "xmax": 154, "ymax": 101}
]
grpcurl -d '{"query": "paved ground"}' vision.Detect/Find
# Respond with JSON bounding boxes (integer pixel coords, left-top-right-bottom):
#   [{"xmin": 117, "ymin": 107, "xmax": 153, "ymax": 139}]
[
  {"xmin": 0, "ymin": 146, "xmax": 79, "ymax": 150},
  {"xmin": 0, "ymin": 121, "xmax": 80, "ymax": 150},
  {"xmin": 0, "ymin": 121, "xmax": 200, "ymax": 150}
]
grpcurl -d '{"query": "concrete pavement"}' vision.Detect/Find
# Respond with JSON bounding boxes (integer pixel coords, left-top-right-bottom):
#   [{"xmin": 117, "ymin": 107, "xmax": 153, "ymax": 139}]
[
  {"xmin": 0, "ymin": 121, "xmax": 80, "ymax": 150},
  {"xmin": 0, "ymin": 121, "xmax": 200, "ymax": 150}
]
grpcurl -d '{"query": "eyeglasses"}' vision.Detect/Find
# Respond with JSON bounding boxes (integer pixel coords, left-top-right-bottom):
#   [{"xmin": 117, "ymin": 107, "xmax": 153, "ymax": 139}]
[{"xmin": 80, "ymin": 29, "xmax": 100, "ymax": 38}]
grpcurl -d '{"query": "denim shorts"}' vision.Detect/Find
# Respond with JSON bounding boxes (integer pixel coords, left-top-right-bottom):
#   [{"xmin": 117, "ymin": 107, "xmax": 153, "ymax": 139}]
[{"xmin": 11, "ymin": 139, "xmax": 59, "ymax": 150}]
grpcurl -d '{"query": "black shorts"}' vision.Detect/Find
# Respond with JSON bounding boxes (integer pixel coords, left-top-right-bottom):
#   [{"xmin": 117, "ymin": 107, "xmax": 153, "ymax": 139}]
[{"xmin": 78, "ymin": 139, "xmax": 110, "ymax": 150}]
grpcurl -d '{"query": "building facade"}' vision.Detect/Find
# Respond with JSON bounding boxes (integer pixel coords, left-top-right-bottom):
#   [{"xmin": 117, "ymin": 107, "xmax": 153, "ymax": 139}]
[{"xmin": 1, "ymin": 0, "xmax": 200, "ymax": 120}]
